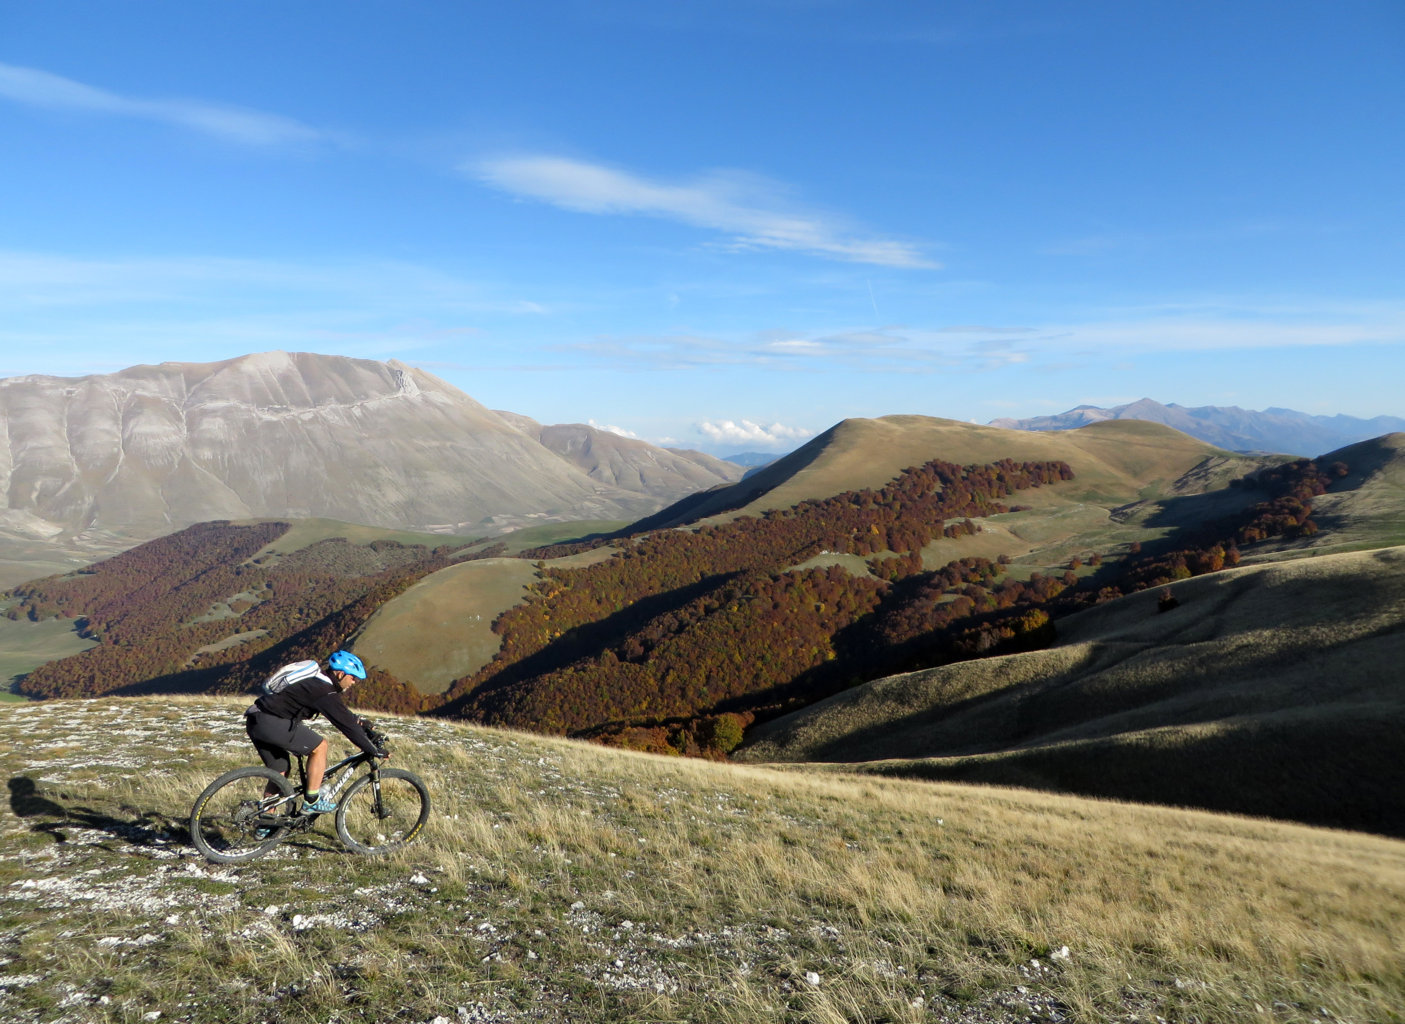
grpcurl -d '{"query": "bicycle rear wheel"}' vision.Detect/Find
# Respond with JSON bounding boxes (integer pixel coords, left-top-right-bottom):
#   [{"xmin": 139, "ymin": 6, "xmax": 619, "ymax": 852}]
[
  {"xmin": 190, "ymin": 766, "xmax": 296, "ymax": 863},
  {"xmin": 334, "ymin": 768, "xmax": 430, "ymax": 855}
]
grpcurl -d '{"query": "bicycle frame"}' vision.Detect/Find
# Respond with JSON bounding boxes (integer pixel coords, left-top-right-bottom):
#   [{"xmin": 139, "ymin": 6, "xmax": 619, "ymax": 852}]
[{"xmin": 260, "ymin": 749, "xmax": 379, "ymax": 825}]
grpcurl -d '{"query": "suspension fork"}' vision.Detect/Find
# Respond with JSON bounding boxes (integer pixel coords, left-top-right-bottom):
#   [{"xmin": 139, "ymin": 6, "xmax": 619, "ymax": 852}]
[
  {"xmin": 368, "ymin": 762, "xmax": 383, "ymax": 818},
  {"xmin": 366, "ymin": 763, "xmax": 393, "ymax": 820}
]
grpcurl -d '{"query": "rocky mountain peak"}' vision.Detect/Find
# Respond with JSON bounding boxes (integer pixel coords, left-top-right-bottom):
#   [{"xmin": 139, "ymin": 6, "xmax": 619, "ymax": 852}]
[{"xmin": 0, "ymin": 352, "xmax": 738, "ymax": 586}]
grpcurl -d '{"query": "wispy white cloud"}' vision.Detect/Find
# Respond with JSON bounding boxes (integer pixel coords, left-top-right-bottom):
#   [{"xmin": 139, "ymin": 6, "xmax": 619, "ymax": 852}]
[
  {"xmin": 0, "ymin": 62, "xmax": 326, "ymax": 147},
  {"xmin": 588, "ymin": 418, "xmax": 638, "ymax": 438},
  {"xmin": 699, "ymin": 419, "xmax": 813, "ymax": 447},
  {"xmin": 5, "ymin": 247, "xmax": 1398, "ymax": 389},
  {"xmin": 934, "ymin": 325, "xmax": 1039, "ymax": 336},
  {"xmin": 565, "ymin": 302, "xmax": 1405, "ymax": 380},
  {"xmin": 766, "ymin": 338, "xmax": 827, "ymax": 355},
  {"xmin": 471, "ymin": 155, "xmax": 938, "ymax": 269}
]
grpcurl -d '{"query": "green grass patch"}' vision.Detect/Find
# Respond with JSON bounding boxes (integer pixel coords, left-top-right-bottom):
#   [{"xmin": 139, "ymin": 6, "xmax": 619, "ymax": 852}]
[
  {"xmin": 0, "ymin": 614, "xmax": 97, "ymax": 701},
  {"xmin": 483, "ymin": 520, "xmax": 631, "ymax": 554}
]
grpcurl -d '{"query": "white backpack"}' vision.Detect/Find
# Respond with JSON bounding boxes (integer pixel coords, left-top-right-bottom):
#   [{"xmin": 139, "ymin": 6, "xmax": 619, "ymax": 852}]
[{"xmin": 262, "ymin": 660, "xmax": 330, "ymax": 695}]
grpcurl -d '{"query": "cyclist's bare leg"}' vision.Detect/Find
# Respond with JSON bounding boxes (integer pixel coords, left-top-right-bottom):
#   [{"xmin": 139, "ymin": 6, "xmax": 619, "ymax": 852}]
[{"xmin": 305, "ymin": 739, "xmax": 329, "ymax": 794}]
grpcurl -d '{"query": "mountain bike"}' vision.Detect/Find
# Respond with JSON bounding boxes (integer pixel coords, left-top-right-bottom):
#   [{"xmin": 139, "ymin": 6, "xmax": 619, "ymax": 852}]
[{"xmin": 189, "ymin": 724, "xmax": 430, "ymax": 863}]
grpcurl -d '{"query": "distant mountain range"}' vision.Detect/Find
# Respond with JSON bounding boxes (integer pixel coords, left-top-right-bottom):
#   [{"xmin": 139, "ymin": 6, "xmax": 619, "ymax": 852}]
[
  {"xmin": 989, "ymin": 398, "xmax": 1405, "ymax": 455},
  {"xmin": 0, "ymin": 352, "xmax": 741, "ymax": 586},
  {"xmin": 721, "ymin": 452, "xmax": 780, "ymax": 468},
  {"xmin": 5, "ymin": 355, "xmax": 1399, "ymax": 591}
]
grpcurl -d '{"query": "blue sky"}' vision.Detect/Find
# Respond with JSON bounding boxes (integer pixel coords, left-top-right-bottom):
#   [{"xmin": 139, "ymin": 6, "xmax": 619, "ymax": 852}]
[{"xmin": 2, "ymin": 1, "xmax": 1402, "ymax": 453}]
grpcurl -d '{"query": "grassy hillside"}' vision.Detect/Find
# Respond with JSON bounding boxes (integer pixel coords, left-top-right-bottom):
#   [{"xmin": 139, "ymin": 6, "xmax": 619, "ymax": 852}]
[
  {"xmin": 738, "ymin": 545, "xmax": 1405, "ymax": 836},
  {"xmin": 353, "ymin": 558, "xmax": 540, "ymax": 694},
  {"xmin": 2, "ymin": 696, "xmax": 1403, "ymax": 1023},
  {"xmin": 361, "ymin": 416, "xmax": 1252, "ymax": 714},
  {"xmin": 355, "ymin": 545, "xmax": 619, "ymax": 694},
  {"xmin": 242, "ymin": 518, "xmax": 479, "ymax": 558},
  {"xmin": 628, "ymin": 415, "xmax": 1294, "ymax": 586},
  {"xmin": 1306, "ymin": 433, "xmax": 1405, "ymax": 554},
  {"xmin": 0, "ymin": 607, "xmax": 96, "ymax": 702},
  {"xmin": 642, "ymin": 417, "xmax": 1233, "ymax": 529}
]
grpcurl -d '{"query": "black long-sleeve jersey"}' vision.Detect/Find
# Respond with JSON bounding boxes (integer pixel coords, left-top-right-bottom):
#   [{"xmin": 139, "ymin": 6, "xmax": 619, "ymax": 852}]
[{"xmin": 254, "ymin": 675, "xmax": 379, "ymax": 758}]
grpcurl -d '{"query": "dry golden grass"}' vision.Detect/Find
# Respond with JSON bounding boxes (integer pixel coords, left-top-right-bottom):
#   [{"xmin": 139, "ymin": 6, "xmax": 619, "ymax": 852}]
[
  {"xmin": 674, "ymin": 416, "xmax": 1226, "ymax": 529},
  {"xmin": 2, "ymin": 696, "xmax": 1402, "ymax": 1022}
]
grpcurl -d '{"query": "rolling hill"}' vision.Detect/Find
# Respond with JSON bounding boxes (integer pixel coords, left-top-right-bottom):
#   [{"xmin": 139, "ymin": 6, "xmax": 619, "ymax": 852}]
[
  {"xmin": 360, "ymin": 416, "xmax": 1267, "ymax": 704},
  {"xmin": 736, "ymin": 544, "xmax": 1405, "ymax": 836},
  {"xmin": 631, "ymin": 415, "xmax": 1237, "ymax": 531},
  {"xmin": 0, "ymin": 351, "xmax": 741, "ymax": 588}
]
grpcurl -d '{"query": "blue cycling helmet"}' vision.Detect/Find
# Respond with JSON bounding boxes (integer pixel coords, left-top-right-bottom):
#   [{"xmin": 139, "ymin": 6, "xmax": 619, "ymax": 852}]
[{"xmin": 328, "ymin": 650, "xmax": 367, "ymax": 679}]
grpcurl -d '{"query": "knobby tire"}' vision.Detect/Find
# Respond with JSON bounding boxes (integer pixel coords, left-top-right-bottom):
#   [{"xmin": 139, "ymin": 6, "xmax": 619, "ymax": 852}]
[
  {"xmin": 189, "ymin": 765, "xmax": 295, "ymax": 863},
  {"xmin": 334, "ymin": 767, "xmax": 430, "ymax": 855}
]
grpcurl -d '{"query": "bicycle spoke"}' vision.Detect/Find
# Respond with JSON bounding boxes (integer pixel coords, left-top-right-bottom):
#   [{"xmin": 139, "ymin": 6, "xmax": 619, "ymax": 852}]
[
  {"xmin": 335, "ymin": 769, "xmax": 430, "ymax": 855},
  {"xmin": 190, "ymin": 767, "xmax": 294, "ymax": 863}
]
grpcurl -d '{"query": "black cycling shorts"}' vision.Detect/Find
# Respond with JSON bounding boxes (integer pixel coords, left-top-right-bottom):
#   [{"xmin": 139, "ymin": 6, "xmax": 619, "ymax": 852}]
[{"xmin": 245, "ymin": 710, "xmax": 323, "ymax": 775}]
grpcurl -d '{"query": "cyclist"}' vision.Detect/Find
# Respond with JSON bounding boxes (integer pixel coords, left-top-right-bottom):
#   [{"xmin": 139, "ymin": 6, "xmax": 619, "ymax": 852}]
[{"xmin": 244, "ymin": 650, "xmax": 387, "ymax": 814}]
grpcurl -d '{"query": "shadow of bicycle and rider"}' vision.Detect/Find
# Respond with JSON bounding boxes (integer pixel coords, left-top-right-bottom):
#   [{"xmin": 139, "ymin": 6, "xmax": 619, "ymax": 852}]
[
  {"xmin": 8, "ymin": 775, "xmax": 343, "ymax": 857},
  {"xmin": 8, "ymin": 775, "xmax": 185, "ymax": 850}
]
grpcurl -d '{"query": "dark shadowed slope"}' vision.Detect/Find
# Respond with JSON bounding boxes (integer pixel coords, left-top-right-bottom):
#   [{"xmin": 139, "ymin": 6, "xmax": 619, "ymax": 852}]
[{"xmin": 738, "ymin": 545, "xmax": 1405, "ymax": 836}]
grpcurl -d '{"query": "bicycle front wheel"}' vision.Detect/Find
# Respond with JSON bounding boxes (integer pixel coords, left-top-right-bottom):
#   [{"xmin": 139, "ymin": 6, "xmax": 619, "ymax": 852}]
[
  {"xmin": 190, "ymin": 766, "xmax": 295, "ymax": 863},
  {"xmin": 334, "ymin": 768, "xmax": 430, "ymax": 855}
]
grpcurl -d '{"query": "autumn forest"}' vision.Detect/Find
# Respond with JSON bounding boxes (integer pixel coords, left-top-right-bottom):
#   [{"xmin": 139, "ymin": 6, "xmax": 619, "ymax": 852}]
[{"xmin": 6, "ymin": 453, "xmax": 1345, "ymax": 756}]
